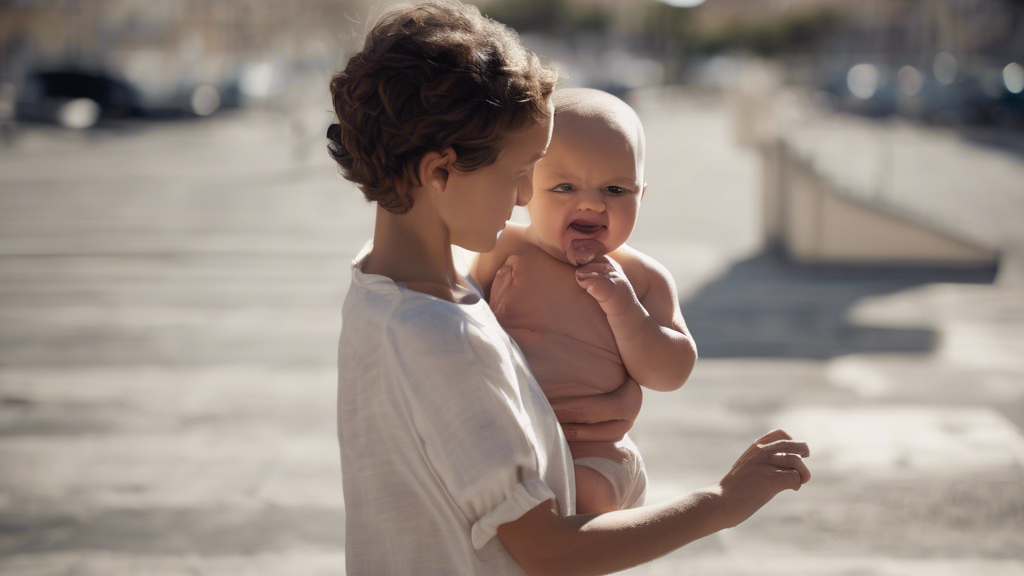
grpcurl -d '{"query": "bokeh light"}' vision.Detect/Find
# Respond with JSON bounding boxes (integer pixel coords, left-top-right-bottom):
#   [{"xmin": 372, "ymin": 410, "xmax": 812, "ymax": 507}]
[
  {"xmin": 933, "ymin": 52, "xmax": 958, "ymax": 85},
  {"xmin": 190, "ymin": 85, "xmax": 221, "ymax": 117},
  {"xmin": 1004, "ymin": 62, "xmax": 1024, "ymax": 94},
  {"xmin": 847, "ymin": 63, "xmax": 880, "ymax": 100},
  {"xmin": 240, "ymin": 62, "xmax": 283, "ymax": 101},
  {"xmin": 56, "ymin": 98, "xmax": 101, "ymax": 129},
  {"xmin": 897, "ymin": 65, "xmax": 924, "ymax": 97}
]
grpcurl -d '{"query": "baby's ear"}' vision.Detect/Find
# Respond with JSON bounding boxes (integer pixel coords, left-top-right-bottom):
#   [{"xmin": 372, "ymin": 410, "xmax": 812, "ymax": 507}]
[{"xmin": 640, "ymin": 183, "xmax": 648, "ymax": 202}]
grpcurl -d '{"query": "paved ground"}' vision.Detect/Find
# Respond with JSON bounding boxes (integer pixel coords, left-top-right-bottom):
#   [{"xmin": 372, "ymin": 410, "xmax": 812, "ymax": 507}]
[{"xmin": 1, "ymin": 91, "xmax": 1022, "ymax": 574}]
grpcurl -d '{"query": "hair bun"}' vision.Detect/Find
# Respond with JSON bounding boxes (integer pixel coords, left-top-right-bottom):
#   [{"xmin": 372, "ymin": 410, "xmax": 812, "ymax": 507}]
[{"xmin": 326, "ymin": 123, "xmax": 343, "ymax": 144}]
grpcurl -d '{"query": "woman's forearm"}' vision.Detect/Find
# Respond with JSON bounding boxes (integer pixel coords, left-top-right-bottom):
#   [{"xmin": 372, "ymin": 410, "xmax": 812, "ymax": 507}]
[
  {"xmin": 500, "ymin": 488, "xmax": 731, "ymax": 576},
  {"xmin": 499, "ymin": 430, "xmax": 811, "ymax": 576}
]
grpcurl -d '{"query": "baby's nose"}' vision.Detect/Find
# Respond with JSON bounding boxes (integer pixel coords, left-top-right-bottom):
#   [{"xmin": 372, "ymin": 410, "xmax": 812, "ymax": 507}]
[{"xmin": 576, "ymin": 190, "xmax": 606, "ymax": 212}]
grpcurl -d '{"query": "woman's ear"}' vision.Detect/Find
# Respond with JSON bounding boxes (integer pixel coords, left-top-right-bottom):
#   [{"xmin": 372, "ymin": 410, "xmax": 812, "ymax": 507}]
[{"xmin": 417, "ymin": 148, "xmax": 457, "ymax": 193}]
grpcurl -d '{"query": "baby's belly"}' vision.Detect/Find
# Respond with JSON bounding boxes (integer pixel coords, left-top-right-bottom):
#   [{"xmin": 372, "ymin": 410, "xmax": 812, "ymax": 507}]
[
  {"xmin": 490, "ymin": 250, "xmax": 628, "ymax": 399},
  {"xmin": 506, "ymin": 327, "xmax": 627, "ymax": 400}
]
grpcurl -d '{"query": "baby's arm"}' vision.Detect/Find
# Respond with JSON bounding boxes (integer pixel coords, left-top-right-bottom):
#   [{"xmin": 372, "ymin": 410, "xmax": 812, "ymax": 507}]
[{"xmin": 575, "ymin": 252, "xmax": 696, "ymax": 392}]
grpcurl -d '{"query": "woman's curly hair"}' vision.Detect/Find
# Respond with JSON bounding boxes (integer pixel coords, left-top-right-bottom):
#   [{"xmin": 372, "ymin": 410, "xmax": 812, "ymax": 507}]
[{"xmin": 327, "ymin": 0, "xmax": 558, "ymax": 213}]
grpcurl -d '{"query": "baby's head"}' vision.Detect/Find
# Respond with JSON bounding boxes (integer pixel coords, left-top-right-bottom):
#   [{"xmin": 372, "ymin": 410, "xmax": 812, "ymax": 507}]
[
  {"xmin": 328, "ymin": 0, "xmax": 556, "ymax": 220},
  {"xmin": 526, "ymin": 88, "xmax": 646, "ymax": 264}
]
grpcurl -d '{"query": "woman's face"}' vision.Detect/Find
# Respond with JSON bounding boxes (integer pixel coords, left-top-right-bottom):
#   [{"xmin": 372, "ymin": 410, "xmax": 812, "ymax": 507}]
[{"xmin": 440, "ymin": 112, "xmax": 554, "ymax": 253}]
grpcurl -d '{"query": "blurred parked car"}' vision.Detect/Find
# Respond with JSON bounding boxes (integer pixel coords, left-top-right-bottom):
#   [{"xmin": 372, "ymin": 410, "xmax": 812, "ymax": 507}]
[
  {"xmin": 16, "ymin": 66, "xmax": 236, "ymax": 129},
  {"xmin": 816, "ymin": 59, "xmax": 1023, "ymax": 131},
  {"xmin": 16, "ymin": 70, "xmax": 141, "ymax": 128},
  {"xmin": 907, "ymin": 74, "xmax": 992, "ymax": 126},
  {"xmin": 816, "ymin": 64, "xmax": 899, "ymax": 118}
]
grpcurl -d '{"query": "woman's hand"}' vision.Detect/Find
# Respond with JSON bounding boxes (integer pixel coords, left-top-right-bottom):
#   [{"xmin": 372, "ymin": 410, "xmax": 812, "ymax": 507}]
[
  {"xmin": 716, "ymin": 429, "xmax": 811, "ymax": 528},
  {"xmin": 548, "ymin": 377, "xmax": 642, "ymax": 442}
]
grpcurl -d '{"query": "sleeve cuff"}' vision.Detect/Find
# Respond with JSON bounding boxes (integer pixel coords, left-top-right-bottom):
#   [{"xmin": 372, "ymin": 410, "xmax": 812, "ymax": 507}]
[{"xmin": 470, "ymin": 479, "xmax": 556, "ymax": 550}]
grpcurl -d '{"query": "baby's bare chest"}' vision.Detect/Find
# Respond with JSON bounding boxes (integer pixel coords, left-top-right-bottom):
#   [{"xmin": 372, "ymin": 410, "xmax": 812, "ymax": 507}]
[
  {"xmin": 491, "ymin": 251, "xmax": 614, "ymax": 346},
  {"xmin": 489, "ymin": 248, "xmax": 632, "ymax": 396}
]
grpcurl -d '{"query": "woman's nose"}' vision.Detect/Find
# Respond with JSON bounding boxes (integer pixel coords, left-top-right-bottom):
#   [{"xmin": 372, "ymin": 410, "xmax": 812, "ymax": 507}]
[{"xmin": 516, "ymin": 170, "xmax": 534, "ymax": 206}]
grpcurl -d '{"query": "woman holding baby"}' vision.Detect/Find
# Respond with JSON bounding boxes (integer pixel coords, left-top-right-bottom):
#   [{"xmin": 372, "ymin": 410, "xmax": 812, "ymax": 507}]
[{"xmin": 331, "ymin": 1, "xmax": 810, "ymax": 574}]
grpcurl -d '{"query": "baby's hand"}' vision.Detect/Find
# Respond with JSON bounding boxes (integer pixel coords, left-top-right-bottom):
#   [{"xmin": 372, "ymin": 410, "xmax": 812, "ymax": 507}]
[{"xmin": 575, "ymin": 255, "xmax": 640, "ymax": 319}]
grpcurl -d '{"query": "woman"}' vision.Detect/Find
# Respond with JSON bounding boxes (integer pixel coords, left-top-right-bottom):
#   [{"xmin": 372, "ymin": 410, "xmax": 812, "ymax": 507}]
[{"xmin": 330, "ymin": 2, "xmax": 810, "ymax": 574}]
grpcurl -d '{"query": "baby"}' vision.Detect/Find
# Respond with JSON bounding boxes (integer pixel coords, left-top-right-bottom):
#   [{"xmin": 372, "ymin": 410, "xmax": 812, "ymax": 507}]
[{"xmin": 472, "ymin": 88, "xmax": 698, "ymax": 514}]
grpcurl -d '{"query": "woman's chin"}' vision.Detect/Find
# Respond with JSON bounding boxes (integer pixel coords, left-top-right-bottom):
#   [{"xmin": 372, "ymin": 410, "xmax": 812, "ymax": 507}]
[{"xmin": 456, "ymin": 234, "xmax": 498, "ymax": 255}]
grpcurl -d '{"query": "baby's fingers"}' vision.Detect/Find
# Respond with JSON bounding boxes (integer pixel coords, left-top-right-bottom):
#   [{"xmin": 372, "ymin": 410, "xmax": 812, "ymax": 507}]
[{"xmin": 576, "ymin": 273, "xmax": 615, "ymax": 302}]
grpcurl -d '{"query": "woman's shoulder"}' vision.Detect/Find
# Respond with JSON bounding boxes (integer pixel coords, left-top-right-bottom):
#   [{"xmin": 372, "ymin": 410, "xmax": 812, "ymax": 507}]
[
  {"xmin": 389, "ymin": 292, "xmax": 473, "ymax": 330},
  {"xmin": 343, "ymin": 266, "xmax": 510, "ymax": 376},
  {"xmin": 389, "ymin": 296, "xmax": 500, "ymax": 353}
]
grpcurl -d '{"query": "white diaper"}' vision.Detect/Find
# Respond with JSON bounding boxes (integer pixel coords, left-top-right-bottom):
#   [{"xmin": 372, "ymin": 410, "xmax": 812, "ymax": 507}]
[{"xmin": 573, "ymin": 435, "xmax": 647, "ymax": 509}]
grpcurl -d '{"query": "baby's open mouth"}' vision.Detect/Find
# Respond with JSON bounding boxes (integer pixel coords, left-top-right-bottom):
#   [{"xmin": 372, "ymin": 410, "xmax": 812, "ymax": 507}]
[{"xmin": 568, "ymin": 220, "xmax": 606, "ymax": 234}]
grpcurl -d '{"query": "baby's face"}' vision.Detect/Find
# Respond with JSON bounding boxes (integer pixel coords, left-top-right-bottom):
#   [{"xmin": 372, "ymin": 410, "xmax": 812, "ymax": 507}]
[{"xmin": 527, "ymin": 113, "xmax": 644, "ymax": 264}]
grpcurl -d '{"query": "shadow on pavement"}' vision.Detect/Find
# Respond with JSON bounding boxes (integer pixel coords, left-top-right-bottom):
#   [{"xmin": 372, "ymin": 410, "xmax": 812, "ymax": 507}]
[{"xmin": 680, "ymin": 249, "xmax": 998, "ymax": 359}]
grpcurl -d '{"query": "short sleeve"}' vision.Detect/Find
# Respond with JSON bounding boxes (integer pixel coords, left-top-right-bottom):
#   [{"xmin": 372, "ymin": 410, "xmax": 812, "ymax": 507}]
[{"xmin": 385, "ymin": 300, "xmax": 555, "ymax": 549}]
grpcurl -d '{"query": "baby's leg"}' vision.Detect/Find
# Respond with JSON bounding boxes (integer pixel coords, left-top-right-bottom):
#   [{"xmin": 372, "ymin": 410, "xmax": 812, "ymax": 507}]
[{"xmin": 574, "ymin": 464, "xmax": 620, "ymax": 514}]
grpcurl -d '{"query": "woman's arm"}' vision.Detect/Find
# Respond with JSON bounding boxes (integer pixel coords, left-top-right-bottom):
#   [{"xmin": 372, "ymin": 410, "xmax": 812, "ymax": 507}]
[{"xmin": 498, "ymin": 429, "xmax": 811, "ymax": 576}]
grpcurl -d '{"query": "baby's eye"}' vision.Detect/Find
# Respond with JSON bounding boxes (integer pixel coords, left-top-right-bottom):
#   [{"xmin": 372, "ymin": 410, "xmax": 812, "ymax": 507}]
[
  {"xmin": 551, "ymin": 183, "xmax": 575, "ymax": 193},
  {"xmin": 605, "ymin": 186, "xmax": 630, "ymax": 195}
]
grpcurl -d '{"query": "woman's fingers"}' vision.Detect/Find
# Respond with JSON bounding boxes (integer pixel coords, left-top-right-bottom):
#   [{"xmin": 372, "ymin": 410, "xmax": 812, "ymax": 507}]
[
  {"xmin": 767, "ymin": 453, "xmax": 812, "ymax": 485},
  {"xmin": 548, "ymin": 378, "xmax": 642, "ymax": 424},
  {"xmin": 548, "ymin": 397, "xmax": 589, "ymax": 423},
  {"xmin": 560, "ymin": 419, "xmax": 631, "ymax": 442},
  {"xmin": 760, "ymin": 439, "xmax": 810, "ymax": 458},
  {"xmin": 755, "ymin": 429, "xmax": 792, "ymax": 445},
  {"xmin": 775, "ymin": 468, "xmax": 804, "ymax": 492},
  {"xmin": 603, "ymin": 377, "xmax": 642, "ymax": 422}
]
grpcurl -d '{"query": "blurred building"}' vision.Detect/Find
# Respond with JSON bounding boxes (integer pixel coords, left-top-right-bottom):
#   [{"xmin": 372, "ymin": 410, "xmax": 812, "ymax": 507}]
[
  {"xmin": 687, "ymin": 0, "xmax": 1023, "ymax": 60},
  {"xmin": 0, "ymin": 0, "xmax": 378, "ymax": 122},
  {"xmin": 1, "ymin": 0, "xmax": 370, "ymax": 81}
]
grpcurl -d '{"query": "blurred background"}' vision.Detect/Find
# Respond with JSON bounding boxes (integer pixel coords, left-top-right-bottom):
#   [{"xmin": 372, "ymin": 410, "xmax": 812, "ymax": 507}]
[{"xmin": 1, "ymin": 0, "xmax": 1022, "ymax": 574}]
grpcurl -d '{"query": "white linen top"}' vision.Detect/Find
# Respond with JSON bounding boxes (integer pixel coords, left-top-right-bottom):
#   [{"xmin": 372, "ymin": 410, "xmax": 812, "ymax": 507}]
[{"xmin": 337, "ymin": 247, "xmax": 575, "ymax": 575}]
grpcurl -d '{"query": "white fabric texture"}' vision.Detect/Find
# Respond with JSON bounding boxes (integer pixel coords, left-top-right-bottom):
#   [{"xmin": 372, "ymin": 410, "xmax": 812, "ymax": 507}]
[
  {"xmin": 573, "ymin": 435, "xmax": 648, "ymax": 509},
  {"xmin": 337, "ymin": 246, "xmax": 575, "ymax": 575}
]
